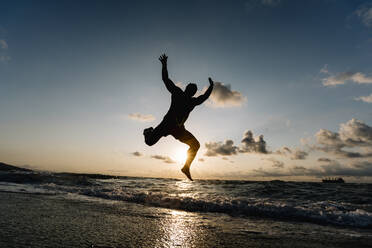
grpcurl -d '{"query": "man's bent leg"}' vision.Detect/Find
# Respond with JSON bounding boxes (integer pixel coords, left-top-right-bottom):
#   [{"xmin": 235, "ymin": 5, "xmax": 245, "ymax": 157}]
[
  {"xmin": 173, "ymin": 129, "xmax": 200, "ymax": 181},
  {"xmin": 144, "ymin": 125, "xmax": 164, "ymax": 146}
]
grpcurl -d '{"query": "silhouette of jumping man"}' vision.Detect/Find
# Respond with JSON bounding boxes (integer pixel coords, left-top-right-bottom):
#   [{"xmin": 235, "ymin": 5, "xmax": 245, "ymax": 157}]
[{"xmin": 143, "ymin": 54, "xmax": 214, "ymax": 181}]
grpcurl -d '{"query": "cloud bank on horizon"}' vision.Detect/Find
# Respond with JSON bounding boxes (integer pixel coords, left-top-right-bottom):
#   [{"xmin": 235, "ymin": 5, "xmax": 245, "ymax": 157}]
[{"xmin": 251, "ymin": 118, "xmax": 372, "ymax": 178}]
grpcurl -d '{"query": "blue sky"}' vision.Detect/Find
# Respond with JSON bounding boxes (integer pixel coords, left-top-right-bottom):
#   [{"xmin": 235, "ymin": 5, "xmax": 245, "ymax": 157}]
[{"xmin": 1, "ymin": 0, "xmax": 372, "ymax": 181}]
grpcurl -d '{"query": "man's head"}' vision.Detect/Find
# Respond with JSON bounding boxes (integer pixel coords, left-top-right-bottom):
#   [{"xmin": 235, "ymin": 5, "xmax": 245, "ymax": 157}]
[{"xmin": 185, "ymin": 83, "xmax": 197, "ymax": 97}]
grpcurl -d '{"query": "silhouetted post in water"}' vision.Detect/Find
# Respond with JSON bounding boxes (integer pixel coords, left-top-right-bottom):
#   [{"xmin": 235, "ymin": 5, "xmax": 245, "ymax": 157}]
[{"xmin": 143, "ymin": 54, "xmax": 214, "ymax": 180}]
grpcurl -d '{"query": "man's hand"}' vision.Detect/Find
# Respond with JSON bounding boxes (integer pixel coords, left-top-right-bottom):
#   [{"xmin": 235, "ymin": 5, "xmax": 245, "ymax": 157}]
[
  {"xmin": 159, "ymin": 54, "xmax": 168, "ymax": 65},
  {"xmin": 208, "ymin": 77, "xmax": 214, "ymax": 86}
]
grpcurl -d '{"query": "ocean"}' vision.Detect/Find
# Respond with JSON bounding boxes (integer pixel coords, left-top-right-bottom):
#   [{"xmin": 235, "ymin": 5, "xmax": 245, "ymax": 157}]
[{"xmin": 0, "ymin": 169, "xmax": 372, "ymax": 247}]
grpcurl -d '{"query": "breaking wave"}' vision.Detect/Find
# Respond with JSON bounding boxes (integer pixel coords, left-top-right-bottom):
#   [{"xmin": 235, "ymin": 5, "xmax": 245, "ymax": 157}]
[{"xmin": 1, "ymin": 170, "xmax": 372, "ymax": 228}]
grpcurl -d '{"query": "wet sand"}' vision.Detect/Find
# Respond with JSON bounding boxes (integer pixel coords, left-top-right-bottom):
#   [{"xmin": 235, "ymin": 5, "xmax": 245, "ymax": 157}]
[{"xmin": 0, "ymin": 191, "xmax": 371, "ymax": 248}]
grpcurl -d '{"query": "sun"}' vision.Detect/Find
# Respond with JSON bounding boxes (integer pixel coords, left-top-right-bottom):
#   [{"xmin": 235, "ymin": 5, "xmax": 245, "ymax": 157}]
[{"xmin": 173, "ymin": 148, "xmax": 188, "ymax": 164}]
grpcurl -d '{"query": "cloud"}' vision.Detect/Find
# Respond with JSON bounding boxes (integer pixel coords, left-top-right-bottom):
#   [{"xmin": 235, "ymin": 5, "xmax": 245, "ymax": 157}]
[
  {"xmin": 351, "ymin": 72, "xmax": 372, "ymax": 84},
  {"xmin": 0, "ymin": 40, "xmax": 8, "ymax": 49},
  {"xmin": 275, "ymin": 146, "xmax": 292, "ymax": 155},
  {"xmin": 150, "ymin": 155, "xmax": 176, "ymax": 164},
  {"xmin": 314, "ymin": 119, "xmax": 372, "ymax": 158},
  {"xmin": 267, "ymin": 158, "xmax": 284, "ymax": 168},
  {"xmin": 128, "ymin": 113, "xmax": 155, "ymax": 122},
  {"xmin": 204, "ymin": 140, "xmax": 238, "ymax": 157},
  {"xmin": 315, "ymin": 129, "xmax": 361, "ymax": 158},
  {"xmin": 355, "ymin": 93, "xmax": 372, "ymax": 103},
  {"xmin": 317, "ymin": 157, "xmax": 333, "ymax": 163},
  {"xmin": 320, "ymin": 161, "xmax": 372, "ymax": 177},
  {"xmin": 207, "ymin": 82, "xmax": 245, "ymax": 107},
  {"xmin": 316, "ymin": 129, "xmax": 344, "ymax": 148},
  {"xmin": 275, "ymin": 146, "xmax": 308, "ymax": 160},
  {"xmin": 339, "ymin": 118, "xmax": 372, "ymax": 146},
  {"xmin": 205, "ymin": 130, "xmax": 270, "ymax": 158},
  {"xmin": 250, "ymin": 119, "xmax": 372, "ymax": 179},
  {"xmin": 253, "ymin": 166, "xmax": 310, "ymax": 177},
  {"xmin": 355, "ymin": 5, "xmax": 372, "ymax": 27},
  {"xmin": 322, "ymin": 71, "xmax": 372, "ymax": 86},
  {"xmin": 204, "ymin": 129, "xmax": 309, "ymax": 163},
  {"xmin": 291, "ymin": 150, "xmax": 308, "ymax": 160},
  {"xmin": 253, "ymin": 160, "xmax": 372, "ymax": 177},
  {"xmin": 131, "ymin": 151, "xmax": 142, "ymax": 157},
  {"xmin": 240, "ymin": 130, "xmax": 268, "ymax": 154}
]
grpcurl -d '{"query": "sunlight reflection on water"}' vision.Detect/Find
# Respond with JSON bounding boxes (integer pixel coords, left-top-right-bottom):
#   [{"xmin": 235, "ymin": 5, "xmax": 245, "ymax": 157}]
[
  {"xmin": 157, "ymin": 209, "xmax": 209, "ymax": 248},
  {"xmin": 173, "ymin": 180, "xmax": 195, "ymax": 198},
  {"xmin": 155, "ymin": 180, "xmax": 205, "ymax": 247},
  {"xmin": 175, "ymin": 180, "xmax": 192, "ymax": 190},
  {"xmin": 168, "ymin": 210, "xmax": 193, "ymax": 247}
]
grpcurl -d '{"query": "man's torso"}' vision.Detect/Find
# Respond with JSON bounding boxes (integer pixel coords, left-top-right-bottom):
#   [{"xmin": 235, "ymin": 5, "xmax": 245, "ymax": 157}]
[{"xmin": 163, "ymin": 88, "xmax": 196, "ymax": 126}]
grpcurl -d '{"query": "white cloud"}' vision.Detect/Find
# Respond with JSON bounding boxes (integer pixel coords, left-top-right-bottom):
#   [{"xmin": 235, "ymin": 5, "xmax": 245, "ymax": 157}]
[
  {"xmin": 314, "ymin": 119, "xmax": 372, "ymax": 158},
  {"xmin": 355, "ymin": 93, "xmax": 372, "ymax": 103},
  {"xmin": 351, "ymin": 72, "xmax": 372, "ymax": 84},
  {"xmin": 339, "ymin": 118, "xmax": 372, "ymax": 146},
  {"xmin": 322, "ymin": 71, "xmax": 372, "ymax": 86},
  {"xmin": 207, "ymin": 82, "xmax": 246, "ymax": 107},
  {"xmin": 128, "ymin": 113, "xmax": 155, "ymax": 122}
]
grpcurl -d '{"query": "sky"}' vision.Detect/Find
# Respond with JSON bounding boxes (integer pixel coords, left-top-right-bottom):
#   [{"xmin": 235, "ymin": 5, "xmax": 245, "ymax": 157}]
[{"xmin": 1, "ymin": 0, "xmax": 372, "ymax": 182}]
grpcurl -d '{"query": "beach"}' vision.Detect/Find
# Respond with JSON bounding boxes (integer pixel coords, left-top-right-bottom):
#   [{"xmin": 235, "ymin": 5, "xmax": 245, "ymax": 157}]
[
  {"xmin": 1, "ymin": 190, "xmax": 371, "ymax": 248},
  {"xmin": 2, "ymin": 1, "xmax": 372, "ymax": 247}
]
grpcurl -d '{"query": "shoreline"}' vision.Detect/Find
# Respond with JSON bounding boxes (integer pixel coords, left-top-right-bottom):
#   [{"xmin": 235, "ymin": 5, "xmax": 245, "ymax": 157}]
[{"xmin": 1, "ymin": 191, "xmax": 371, "ymax": 248}]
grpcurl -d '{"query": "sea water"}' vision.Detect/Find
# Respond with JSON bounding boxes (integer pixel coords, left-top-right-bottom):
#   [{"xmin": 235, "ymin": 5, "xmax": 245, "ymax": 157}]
[{"xmin": 1, "ymin": 170, "xmax": 371, "ymax": 228}]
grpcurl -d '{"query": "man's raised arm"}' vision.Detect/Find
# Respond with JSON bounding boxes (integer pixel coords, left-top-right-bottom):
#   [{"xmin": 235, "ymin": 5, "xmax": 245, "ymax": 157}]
[
  {"xmin": 159, "ymin": 54, "xmax": 179, "ymax": 94},
  {"xmin": 195, "ymin": 77, "xmax": 214, "ymax": 105}
]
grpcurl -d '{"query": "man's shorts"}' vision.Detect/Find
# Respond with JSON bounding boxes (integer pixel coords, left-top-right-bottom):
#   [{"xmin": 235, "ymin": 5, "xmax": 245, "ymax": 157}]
[{"xmin": 155, "ymin": 120, "xmax": 195, "ymax": 143}]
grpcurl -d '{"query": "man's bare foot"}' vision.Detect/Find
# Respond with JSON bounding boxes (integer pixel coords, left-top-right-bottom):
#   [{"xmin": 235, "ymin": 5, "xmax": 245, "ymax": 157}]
[
  {"xmin": 143, "ymin": 127, "xmax": 153, "ymax": 136},
  {"xmin": 181, "ymin": 166, "xmax": 193, "ymax": 181}
]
